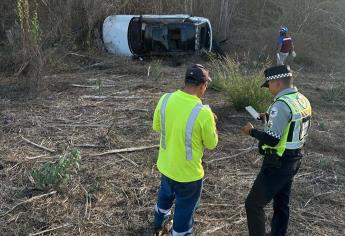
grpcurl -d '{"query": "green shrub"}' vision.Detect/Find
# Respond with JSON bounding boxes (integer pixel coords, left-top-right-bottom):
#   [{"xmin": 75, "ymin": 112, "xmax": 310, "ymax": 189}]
[
  {"xmin": 31, "ymin": 149, "xmax": 81, "ymax": 190},
  {"xmin": 210, "ymin": 57, "xmax": 271, "ymax": 112}
]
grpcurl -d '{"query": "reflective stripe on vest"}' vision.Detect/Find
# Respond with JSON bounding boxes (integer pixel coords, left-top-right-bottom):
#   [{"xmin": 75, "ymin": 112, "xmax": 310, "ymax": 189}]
[
  {"xmin": 185, "ymin": 103, "xmax": 203, "ymax": 160},
  {"xmin": 160, "ymin": 93, "xmax": 204, "ymax": 160},
  {"xmin": 160, "ymin": 93, "xmax": 172, "ymax": 149}
]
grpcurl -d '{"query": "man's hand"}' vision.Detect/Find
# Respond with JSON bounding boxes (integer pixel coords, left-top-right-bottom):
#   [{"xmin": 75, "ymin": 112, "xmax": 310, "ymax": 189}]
[
  {"xmin": 242, "ymin": 122, "xmax": 254, "ymax": 136},
  {"xmin": 258, "ymin": 113, "xmax": 267, "ymax": 124}
]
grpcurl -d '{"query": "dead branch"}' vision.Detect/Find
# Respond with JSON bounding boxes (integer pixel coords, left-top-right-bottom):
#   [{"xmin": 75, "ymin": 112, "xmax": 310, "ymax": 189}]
[
  {"xmin": 0, "ymin": 191, "xmax": 57, "ymax": 218},
  {"xmin": 200, "ymin": 203, "xmax": 232, "ymax": 207},
  {"xmin": 116, "ymin": 153, "xmax": 139, "ymax": 167},
  {"xmin": 90, "ymin": 145, "xmax": 159, "ymax": 157},
  {"xmin": 206, "ymin": 147, "xmax": 257, "ymax": 163},
  {"xmin": 29, "ymin": 223, "xmax": 71, "ymax": 236},
  {"xmin": 72, "ymin": 85, "xmax": 119, "ymax": 89},
  {"xmin": 82, "ymin": 62, "xmax": 112, "ymax": 70},
  {"xmin": 75, "ymin": 144, "xmax": 106, "ymax": 148},
  {"xmin": 68, "ymin": 52, "xmax": 90, "ymax": 58},
  {"xmin": 202, "ymin": 224, "xmax": 229, "ymax": 235},
  {"xmin": 21, "ymin": 136, "xmax": 55, "ymax": 153},
  {"xmin": 80, "ymin": 95, "xmax": 108, "ymax": 99},
  {"xmin": 304, "ymin": 191, "xmax": 336, "ymax": 207},
  {"xmin": 25, "ymin": 154, "xmax": 49, "ymax": 160},
  {"xmin": 295, "ymin": 171, "xmax": 318, "ymax": 179},
  {"xmin": 253, "ymin": 156, "xmax": 263, "ymax": 164},
  {"xmin": 71, "ymin": 85, "xmax": 116, "ymax": 89},
  {"xmin": 81, "ymin": 186, "xmax": 91, "ymax": 220},
  {"xmin": 71, "ymin": 84, "xmax": 99, "ymax": 89},
  {"xmin": 15, "ymin": 61, "xmax": 30, "ymax": 77}
]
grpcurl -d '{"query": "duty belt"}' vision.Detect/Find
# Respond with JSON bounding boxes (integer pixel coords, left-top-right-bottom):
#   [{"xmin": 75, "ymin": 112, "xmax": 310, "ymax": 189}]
[{"xmin": 264, "ymin": 148, "xmax": 302, "ymax": 157}]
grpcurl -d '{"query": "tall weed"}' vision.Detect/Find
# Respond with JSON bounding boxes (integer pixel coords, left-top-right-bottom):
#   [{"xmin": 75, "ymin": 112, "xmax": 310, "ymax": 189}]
[
  {"xmin": 210, "ymin": 57, "xmax": 271, "ymax": 112},
  {"xmin": 16, "ymin": 0, "xmax": 43, "ymax": 94}
]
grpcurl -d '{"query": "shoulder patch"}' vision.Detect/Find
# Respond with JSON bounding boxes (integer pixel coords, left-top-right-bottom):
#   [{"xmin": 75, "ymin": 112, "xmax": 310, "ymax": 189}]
[
  {"xmin": 297, "ymin": 94, "xmax": 308, "ymax": 108},
  {"xmin": 270, "ymin": 106, "xmax": 279, "ymax": 118}
]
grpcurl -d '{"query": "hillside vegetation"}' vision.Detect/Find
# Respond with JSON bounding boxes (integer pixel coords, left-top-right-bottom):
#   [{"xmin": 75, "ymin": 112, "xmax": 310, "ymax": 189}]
[{"xmin": 1, "ymin": 0, "xmax": 345, "ymax": 75}]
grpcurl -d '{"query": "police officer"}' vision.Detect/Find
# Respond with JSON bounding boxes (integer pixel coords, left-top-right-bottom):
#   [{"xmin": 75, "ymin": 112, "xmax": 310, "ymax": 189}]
[
  {"xmin": 277, "ymin": 26, "xmax": 296, "ymax": 65},
  {"xmin": 152, "ymin": 64, "xmax": 218, "ymax": 236},
  {"xmin": 242, "ymin": 65, "xmax": 312, "ymax": 236}
]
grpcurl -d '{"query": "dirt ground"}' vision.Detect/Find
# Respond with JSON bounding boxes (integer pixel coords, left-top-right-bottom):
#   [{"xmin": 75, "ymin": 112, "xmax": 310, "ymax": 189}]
[{"xmin": 0, "ymin": 55, "xmax": 344, "ymax": 235}]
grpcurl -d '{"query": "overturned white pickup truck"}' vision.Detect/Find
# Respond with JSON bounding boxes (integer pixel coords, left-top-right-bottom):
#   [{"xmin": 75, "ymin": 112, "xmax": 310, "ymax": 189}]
[{"xmin": 102, "ymin": 14, "xmax": 212, "ymax": 57}]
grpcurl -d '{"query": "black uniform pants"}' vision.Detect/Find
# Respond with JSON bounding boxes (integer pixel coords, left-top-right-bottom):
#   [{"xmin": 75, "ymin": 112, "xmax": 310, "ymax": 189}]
[{"xmin": 245, "ymin": 156, "xmax": 301, "ymax": 236}]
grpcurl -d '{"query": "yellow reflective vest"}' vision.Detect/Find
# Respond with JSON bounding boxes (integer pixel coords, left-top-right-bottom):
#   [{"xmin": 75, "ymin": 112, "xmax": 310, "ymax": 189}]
[
  {"xmin": 153, "ymin": 90, "xmax": 218, "ymax": 182},
  {"xmin": 262, "ymin": 92, "xmax": 312, "ymax": 157}
]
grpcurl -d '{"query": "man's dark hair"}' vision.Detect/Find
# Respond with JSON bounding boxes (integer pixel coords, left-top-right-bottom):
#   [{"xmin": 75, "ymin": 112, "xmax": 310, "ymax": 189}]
[{"xmin": 184, "ymin": 64, "xmax": 210, "ymax": 87}]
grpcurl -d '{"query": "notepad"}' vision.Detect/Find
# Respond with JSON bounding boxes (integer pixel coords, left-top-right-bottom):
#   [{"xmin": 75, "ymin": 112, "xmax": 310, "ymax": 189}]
[{"xmin": 245, "ymin": 106, "xmax": 260, "ymax": 120}]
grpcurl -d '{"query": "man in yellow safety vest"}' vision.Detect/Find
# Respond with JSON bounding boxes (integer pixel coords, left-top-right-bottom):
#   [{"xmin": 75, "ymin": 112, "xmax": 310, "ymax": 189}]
[{"xmin": 152, "ymin": 64, "xmax": 218, "ymax": 236}]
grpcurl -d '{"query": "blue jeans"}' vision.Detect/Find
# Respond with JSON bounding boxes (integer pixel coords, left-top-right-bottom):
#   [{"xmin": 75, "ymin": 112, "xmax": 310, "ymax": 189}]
[{"xmin": 154, "ymin": 174, "xmax": 203, "ymax": 235}]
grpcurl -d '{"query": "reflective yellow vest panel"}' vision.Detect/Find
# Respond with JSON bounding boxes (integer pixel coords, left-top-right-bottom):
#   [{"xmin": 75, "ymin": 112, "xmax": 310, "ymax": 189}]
[
  {"xmin": 262, "ymin": 92, "xmax": 312, "ymax": 157},
  {"xmin": 152, "ymin": 90, "xmax": 218, "ymax": 182}
]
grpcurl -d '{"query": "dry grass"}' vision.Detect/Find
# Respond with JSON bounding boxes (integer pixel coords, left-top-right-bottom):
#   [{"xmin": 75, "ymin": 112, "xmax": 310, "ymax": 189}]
[
  {"xmin": 0, "ymin": 56, "xmax": 345, "ymax": 235},
  {"xmin": 0, "ymin": 0, "xmax": 344, "ymax": 235}
]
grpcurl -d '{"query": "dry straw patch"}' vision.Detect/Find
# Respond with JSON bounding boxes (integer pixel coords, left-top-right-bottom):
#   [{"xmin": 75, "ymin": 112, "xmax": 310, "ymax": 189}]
[
  {"xmin": 0, "ymin": 58, "xmax": 345, "ymax": 235},
  {"xmin": 0, "ymin": 0, "xmax": 344, "ymax": 235}
]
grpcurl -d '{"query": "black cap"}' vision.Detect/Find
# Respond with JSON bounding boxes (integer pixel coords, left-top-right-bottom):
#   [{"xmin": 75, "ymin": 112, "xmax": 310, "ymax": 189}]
[
  {"xmin": 261, "ymin": 65, "xmax": 292, "ymax": 87},
  {"xmin": 185, "ymin": 64, "xmax": 212, "ymax": 84}
]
